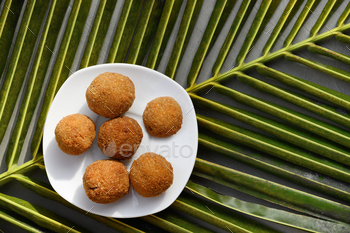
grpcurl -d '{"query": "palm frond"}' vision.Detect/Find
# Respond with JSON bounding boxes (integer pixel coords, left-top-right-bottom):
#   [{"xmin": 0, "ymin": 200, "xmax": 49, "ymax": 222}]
[
  {"xmin": 107, "ymin": 0, "xmax": 143, "ymax": 63},
  {"xmin": 2, "ymin": 0, "xmax": 350, "ymax": 232},
  {"xmin": 174, "ymin": 192, "xmax": 279, "ymax": 233},
  {"xmin": 193, "ymin": 158, "xmax": 350, "ymax": 223},
  {"xmin": 0, "ymin": 0, "xmax": 24, "ymax": 78},
  {"xmin": 198, "ymin": 133, "xmax": 350, "ymax": 203},
  {"xmin": 0, "ymin": 192, "xmax": 90, "ymax": 232},
  {"xmin": 31, "ymin": 0, "xmax": 92, "ymax": 158},
  {"xmin": 165, "ymin": 0, "xmax": 204, "ymax": 79},
  {"xmin": 0, "ymin": 208, "xmax": 45, "ymax": 233},
  {"xmin": 187, "ymin": 0, "xmax": 232, "ymax": 87},
  {"xmin": 186, "ymin": 181, "xmax": 350, "ymax": 233},
  {"xmin": 80, "ymin": 0, "xmax": 118, "ymax": 68}
]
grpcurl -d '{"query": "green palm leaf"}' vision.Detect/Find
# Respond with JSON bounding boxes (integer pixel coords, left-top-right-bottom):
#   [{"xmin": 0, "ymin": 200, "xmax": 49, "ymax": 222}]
[
  {"xmin": 0, "ymin": 0, "xmax": 24, "ymax": 78},
  {"xmin": 0, "ymin": 208, "xmax": 46, "ymax": 233},
  {"xmin": 2, "ymin": 0, "xmax": 350, "ymax": 232},
  {"xmin": 186, "ymin": 181, "xmax": 350, "ymax": 232}
]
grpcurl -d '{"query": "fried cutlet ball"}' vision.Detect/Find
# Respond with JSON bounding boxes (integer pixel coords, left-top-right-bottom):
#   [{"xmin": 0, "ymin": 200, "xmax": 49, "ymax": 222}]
[
  {"xmin": 86, "ymin": 72, "xmax": 135, "ymax": 118},
  {"xmin": 143, "ymin": 96, "xmax": 182, "ymax": 138},
  {"xmin": 83, "ymin": 159, "xmax": 129, "ymax": 204},
  {"xmin": 98, "ymin": 116, "xmax": 143, "ymax": 160},
  {"xmin": 55, "ymin": 113, "xmax": 96, "ymax": 155},
  {"xmin": 130, "ymin": 153, "xmax": 173, "ymax": 197}
]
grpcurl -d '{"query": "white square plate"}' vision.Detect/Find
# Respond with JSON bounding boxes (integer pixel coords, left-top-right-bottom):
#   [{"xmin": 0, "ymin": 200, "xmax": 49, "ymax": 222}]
[{"xmin": 43, "ymin": 63, "xmax": 198, "ymax": 218}]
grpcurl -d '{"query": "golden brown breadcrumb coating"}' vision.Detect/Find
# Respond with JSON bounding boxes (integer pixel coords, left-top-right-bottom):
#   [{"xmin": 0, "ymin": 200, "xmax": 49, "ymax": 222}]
[
  {"xmin": 55, "ymin": 113, "xmax": 96, "ymax": 155},
  {"xmin": 130, "ymin": 153, "xmax": 173, "ymax": 197},
  {"xmin": 83, "ymin": 159, "xmax": 129, "ymax": 204},
  {"xmin": 86, "ymin": 72, "xmax": 135, "ymax": 118},
  {"xmin": 143, "ymin": 96, "xmax": 182, "ymax": 138},
  {"xmin": 98, "ymin": 116, "xmax": 143, "ymax": 160}
]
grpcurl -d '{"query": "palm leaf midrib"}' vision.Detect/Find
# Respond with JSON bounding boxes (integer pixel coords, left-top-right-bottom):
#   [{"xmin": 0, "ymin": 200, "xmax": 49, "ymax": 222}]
[{"xmin": 187, "ymin": 23, "xmax": 350, "ymax": 93}]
